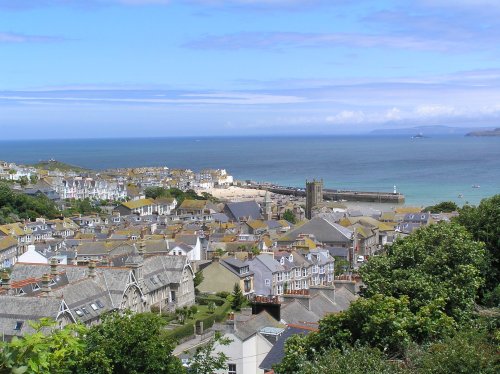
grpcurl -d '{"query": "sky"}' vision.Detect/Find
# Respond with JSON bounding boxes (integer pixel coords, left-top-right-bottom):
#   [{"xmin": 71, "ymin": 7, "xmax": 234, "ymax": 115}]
[{"xmin": 1, "ymin": 0, "xmax": 500, "ymax": 139}]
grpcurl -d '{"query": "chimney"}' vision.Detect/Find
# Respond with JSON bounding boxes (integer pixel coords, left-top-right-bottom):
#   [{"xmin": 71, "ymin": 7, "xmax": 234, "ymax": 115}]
[
  {"xmin": 41, "ymin": 273, "xmax": 51, "ymax": 295},
  {"xmin": 50, "ymin": 257, "xmax": 58, "ymax": 276},
  {"xmin": 88, "ymin": 260, "xmax": 97, "ymax": 279},
  {"xmin": 1, "ymin": 270, "xmax": 11, "ymax": 290}
]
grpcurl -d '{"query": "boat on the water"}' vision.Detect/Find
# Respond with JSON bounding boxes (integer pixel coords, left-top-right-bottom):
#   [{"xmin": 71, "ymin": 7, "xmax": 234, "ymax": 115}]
[{"xmin": 472, "ymin": 185, "xmax": 480, "ymax": 188}]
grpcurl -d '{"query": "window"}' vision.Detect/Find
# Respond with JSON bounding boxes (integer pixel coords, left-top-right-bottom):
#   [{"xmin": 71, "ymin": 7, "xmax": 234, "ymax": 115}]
[
  {"xmin": 81, "ymin": 307, "xmax": 89, "ymax": 315},
  {"xmin": 32, "ymin": 283, "xmax": 40, "ymax": 291},
  {"xmin": 90, "ymin": 303, "xmax": 99, "ymax": 311},
  {"xmin": 14, "ymin": 321, "xmax": 23, "ymax": 331},
  {"xmin": 265, "ymin": 279, "xmax": 271, "ymax": 286},
  {"xmin": 228, "ymin": 363, "xmax": 237, "ymax": 374},
  {"xmin": 277, "ymin": 273, "xmax": 282, "ymax": 282},
  {"xmin": 312, "ymin": 265, "xmax": 318, "ymax": 274},
  {"xmin": 75, "ymin": 309, "xmax": 84, "ymax": 317},
  {"xmin": 302, "ymin": 268, "xmax": 307, "ymax": 277},
  {"xmin": 96, "ymin": 300, "xmax": 104, "ymax": 308},
  {"xmin": 295, "ymin": 280, "xmax": 300, "ymax": 290},
  {"xmin": 295, "ymin": 268, "xmax": 300, "ymax": 277}
]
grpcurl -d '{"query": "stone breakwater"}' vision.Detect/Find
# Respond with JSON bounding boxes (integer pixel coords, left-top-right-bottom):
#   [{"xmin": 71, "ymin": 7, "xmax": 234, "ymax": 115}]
[{"xmin": 247, "ymin": 184, "xmax": 405, "ymax": 204}]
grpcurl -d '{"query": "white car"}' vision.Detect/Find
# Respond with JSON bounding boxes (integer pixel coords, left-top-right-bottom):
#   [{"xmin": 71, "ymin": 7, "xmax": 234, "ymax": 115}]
[{"xmin": 357, "ymin": 255, "xmax": 365, "ymax": 263}]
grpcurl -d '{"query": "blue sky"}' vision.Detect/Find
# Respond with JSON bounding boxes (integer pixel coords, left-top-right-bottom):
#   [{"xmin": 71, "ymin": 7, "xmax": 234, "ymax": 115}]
[{"xmin": 1, "ymin": 0, "xmax": 500, "ymax": 138}]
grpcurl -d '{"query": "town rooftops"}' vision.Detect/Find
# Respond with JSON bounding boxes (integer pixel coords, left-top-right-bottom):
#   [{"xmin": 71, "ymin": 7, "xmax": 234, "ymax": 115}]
[
  {"xmin": 179, "ymin": 199, "xmax": 208, "ymax": 210},
  {"xmin": 224, "ymin": 201, "xmax": 262, "ymax": 221}
]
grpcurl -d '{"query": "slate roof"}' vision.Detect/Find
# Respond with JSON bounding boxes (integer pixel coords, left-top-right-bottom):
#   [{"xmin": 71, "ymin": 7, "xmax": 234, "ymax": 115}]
[
  {"xmin": 279, "ymin": 216, "xmax": 353, "ymax": 244},
  {"xmin": 224, "ymin": 201, "xmax": 262, "ymax": 221},
  {"xmin": 259, "ymin": 326, "xmax": 313, "ymax": 371},
  {"xmin": 0, "ymin": 296, "xmax": 68, "ymax": 339},
  {"xmin": 254, "ymin": 254, "xmax": 284, "ymax": 273},
  {"xmin": 280, "ymin": 300, "xmax": 320, "ymax": 324},
  {"xmin": 233, "ymin": 310, "xmax": 285, "ymax": 341}
]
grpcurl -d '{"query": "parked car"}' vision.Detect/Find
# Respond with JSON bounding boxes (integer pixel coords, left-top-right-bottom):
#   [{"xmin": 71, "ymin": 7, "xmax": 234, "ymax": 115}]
[{"xmin": 357, "ymin": 255, "xmax": 365, "ymax": 263}]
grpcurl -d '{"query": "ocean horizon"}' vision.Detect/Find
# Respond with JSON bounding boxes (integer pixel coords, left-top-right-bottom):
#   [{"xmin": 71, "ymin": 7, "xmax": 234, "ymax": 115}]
[{"xmin": 0, "ymin": 135, "xmax": 498, "ymax": 207}]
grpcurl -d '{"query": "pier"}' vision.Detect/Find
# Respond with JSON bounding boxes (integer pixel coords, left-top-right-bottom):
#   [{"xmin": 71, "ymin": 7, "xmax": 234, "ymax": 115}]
[{"xmin": 246, "ymin": 184, "xmax": 405, "ymax": 204}]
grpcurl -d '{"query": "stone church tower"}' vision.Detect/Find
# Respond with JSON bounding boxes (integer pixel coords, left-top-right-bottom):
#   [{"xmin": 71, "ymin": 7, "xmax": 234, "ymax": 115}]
[
  {"xmin": 262, "ymin": 190, "xmax": 273, "ymax": 220},
  {"xmin": 306, "ymin": 179, "xmax": 323, "ymax": 219}
]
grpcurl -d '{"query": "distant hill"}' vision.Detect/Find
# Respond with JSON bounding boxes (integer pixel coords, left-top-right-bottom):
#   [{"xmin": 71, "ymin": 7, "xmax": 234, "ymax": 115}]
[
  {"xmin": 466, "ymin": 128, "xmax": 500, "ymax": 137},
  {"xmin": 370, "ymin": 125, "xmax": 491, "ymax": 136},
  {"xmin": 32, "ymin": 160, "xmax": 90, "ymax": 172}
]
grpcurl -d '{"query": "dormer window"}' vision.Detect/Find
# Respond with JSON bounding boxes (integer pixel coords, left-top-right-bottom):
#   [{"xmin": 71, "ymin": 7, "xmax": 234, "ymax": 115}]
[
  {"xmin": 14, "ymin": 321, "xmax": 23, "ymax": 331},
  {"xmin": 289, "ymin": 255, "xmax": 293, "ymax": 262},
  {"xmin": 280, "ymin": 257, "xmax": 285, "ymax": 265}
]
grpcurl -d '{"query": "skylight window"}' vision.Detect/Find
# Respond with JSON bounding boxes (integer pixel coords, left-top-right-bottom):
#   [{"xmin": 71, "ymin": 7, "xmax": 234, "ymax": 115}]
[
  {"xmin": 90, "ymin": 303, "xmax": 98, "ymax": 311},
  {"xmin": 96, "ymin": 300, "xmax": 104, "ymax": 308},
  {"xmin": 81, "ymin": 307, "xmax": 89, "ymax": 315},
  {"xmin": 75, "ymin": 309, "xmax": 84, "ymax": 317},
  {"xmin": 32, "ymin": 283, "xmax": 40, "ymax": 291}
]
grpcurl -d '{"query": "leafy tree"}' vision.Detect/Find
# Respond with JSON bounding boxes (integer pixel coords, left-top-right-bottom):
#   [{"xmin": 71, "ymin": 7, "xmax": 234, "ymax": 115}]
[
  {"xmin": 29, "ymin": 175, "xmax": 39, "ymax": 185},
  {"xmin": 0, "ymin": 318, "xmax": 86, "ymax": 374},
  {"xmin": 282, "ymin": 209, "xmax": 297, "ymax": 224},
  {"xmin": 407, "ymin": 327, "xmax": 500, "ymax": 374},
  {"xmin": 231, "ymin": 283, "xmax": 245, "ymax": 311},
  {"xmin": 456, "ymin": 194, "xmax": 500, "ymax": 305},
  {"xmin": 207, "ymin": 302, "xmax": 216, "ymax": 314},
  {"xmin": 0, "ymin": 182, "xmax": 60, "ymax": 223},
  {"xmin": 18, "ymin": 176, "xmax": 29, "ymax": 188},
  {"xmin": 423, "ymin": 201, "xmax": 458, "ymax": 213},
  {"xmin": 360, "ymin": 222, "xmax": 486, "ymax": 323},
  {"xmin": 79, "ymin": 311, "xmax": 183, "ymax": 374},
  {"xmin": 145, "ymin": 187, "xmax": 170, "ymax": 200},
  {"xmin": 333, "ymin": 256, "xmax": 350, "ymax": 276},
  {"xmin": 278, "ymin": 345, "xmax": 407, "ymax": 374},
  {"xmin": 186, "ymin": 331, "xmax": 231, "ymax": 374},
  {"xmin": 193, "ymin": 271, "xmax": 204, "ymax": 288}
]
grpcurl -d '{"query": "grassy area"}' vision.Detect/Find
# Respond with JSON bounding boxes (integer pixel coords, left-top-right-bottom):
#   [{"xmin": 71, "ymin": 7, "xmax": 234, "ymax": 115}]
[{"xmin": 32, "ymin": 160, "xmax": 90, "ymax": 173}]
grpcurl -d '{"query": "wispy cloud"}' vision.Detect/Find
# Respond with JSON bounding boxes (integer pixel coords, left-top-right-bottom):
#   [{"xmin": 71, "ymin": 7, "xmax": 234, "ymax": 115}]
[
  {"xmin": 0, "ymin": 32, "xmax": 64, "ymax": 43},
  {"xmin": 184, "ymin": 31, "xmax": 460, "ymax": 52},
  {"xmin": 0, "ymin": 0, "xmax": 170, "ymax": 10}
]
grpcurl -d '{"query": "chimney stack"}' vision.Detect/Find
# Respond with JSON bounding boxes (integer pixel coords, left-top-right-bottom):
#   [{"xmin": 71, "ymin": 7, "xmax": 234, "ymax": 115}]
[
  {"xmin": 41, "ymin": 273, "xmax": 51, "ymax": 295},
  {"xmin": 50, "ymin": 257, "xmax": 58, "ymax": 276},
  {"xmin": 1, "ymin": 270, "xmax": 11, "ymax": 290}
]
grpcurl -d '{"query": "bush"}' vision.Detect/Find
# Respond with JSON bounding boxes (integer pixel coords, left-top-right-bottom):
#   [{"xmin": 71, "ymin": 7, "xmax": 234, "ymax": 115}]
[
  {"xmin": 196, "ymin": 295, "xmax": 226, "ymax": 306},
  {"xmin": 215, "ymin": 291, "xmax": 230, "ymax": 299},
  {"xmin": 168, "ymin": 322, "xmax": 195, "ymax": 342}
]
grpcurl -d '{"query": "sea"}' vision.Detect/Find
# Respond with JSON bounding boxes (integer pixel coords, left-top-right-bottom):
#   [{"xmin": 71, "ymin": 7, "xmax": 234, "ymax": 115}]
[{"xmin": 0, "ymin": 135, "xmax": 498, "ymax": 207}]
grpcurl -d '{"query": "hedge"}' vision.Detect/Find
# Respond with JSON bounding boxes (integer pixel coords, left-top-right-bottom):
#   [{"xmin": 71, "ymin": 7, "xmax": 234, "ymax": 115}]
[
  {"xmin": 167, "ymin": 322, "xmax": 195, "ymax": 342},
  {"xmin": 195, "ymin": 295, "xmax": 226, "ymax": 306}
]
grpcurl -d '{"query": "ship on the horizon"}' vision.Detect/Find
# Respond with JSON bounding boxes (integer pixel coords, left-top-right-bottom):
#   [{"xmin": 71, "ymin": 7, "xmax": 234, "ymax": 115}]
[{"xmin": 411, "ymin": 133, "xmax": 428, "ymax": 139}]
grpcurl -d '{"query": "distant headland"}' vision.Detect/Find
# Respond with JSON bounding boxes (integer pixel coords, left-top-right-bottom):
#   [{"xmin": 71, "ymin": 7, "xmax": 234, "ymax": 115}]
[{"xmin": 465, "ymin": 128, "xmax": 500, "ymax": 137}]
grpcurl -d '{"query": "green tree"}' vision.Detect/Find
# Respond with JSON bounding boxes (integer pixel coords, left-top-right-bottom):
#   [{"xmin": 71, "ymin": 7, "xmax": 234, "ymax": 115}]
[
  {"xmin": 360, "ymin": 222, "xmax": 486, "ymax": 323},
  {"xmin": 231, "ymin": 283, "xmax": 245, "ymax": 311},
  {"xmin": 281, "ymin": 346, "xmax": 407, "ymax": 374},
  {"xmin": 193, "ymin": 271, "xmax": 204, "ymax": 288},
  {"xmin": 0, "ymin": 318, "xmax": 86, "ymax": 374},
  {"xmin": 333, "ymin": 256, "xmax": 350, "ymax": 276},
  {"xmin": 186, "ymin": 331, "xmax": 231, "ymax": 374},
  {"xmin": 456, "ymin": 194, "xmax": 500, "ymax": 306},
  {"xmin": 423, "ymin": 201, "xmax": 458, "ymax": 213},
  {"xmin": 79, "ymin": 311, "xmax": 183, "ymax": 374},
  {"xmin": 145, "ymin": 187, "xmax": 169, "ymax": 200},
  {"xmin": 18, "ymin": 176, "xmax": 29, "ymax": 188},
  {"xmin": 29, "ymin": 175, "xmax": 39, "ymax": 185},
  {"xmin": 282, "ymin": 209, "xmax": 297, "ymax": 224}
]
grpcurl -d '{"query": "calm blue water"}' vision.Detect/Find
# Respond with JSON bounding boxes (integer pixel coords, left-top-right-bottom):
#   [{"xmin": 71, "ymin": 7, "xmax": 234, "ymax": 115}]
[{"xmin": 0, "ymin": 136, "xmax": 498, "ymax": 206}]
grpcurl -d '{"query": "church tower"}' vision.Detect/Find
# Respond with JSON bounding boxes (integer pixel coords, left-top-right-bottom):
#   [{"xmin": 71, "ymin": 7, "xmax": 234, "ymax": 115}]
[
  {"xmin": 262, "ymin": 190, "xmax": 273, "ymax": 220},
  {"xmin": 306, "ymin": 179, "xmax": 323, "ymax": 219}
]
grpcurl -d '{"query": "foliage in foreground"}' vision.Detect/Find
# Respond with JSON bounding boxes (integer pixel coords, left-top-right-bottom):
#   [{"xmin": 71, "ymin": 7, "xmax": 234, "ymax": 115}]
[
  {"xmin": 456, "ymin": 194, "xmax": 500, "ymax": 306},
  {"xmin": 276, "ymin": 221, "xmax": 492, "ymax": 372},
  {"xmin": 0, "ymin": 312, "xmax": 185, "ymax": 374}
]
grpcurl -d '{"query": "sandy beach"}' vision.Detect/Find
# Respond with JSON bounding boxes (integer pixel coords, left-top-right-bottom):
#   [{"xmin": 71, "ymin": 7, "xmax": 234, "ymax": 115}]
[{"xmin": 198, "ymin": 186, "xmax": 267, "ymax": 202}]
